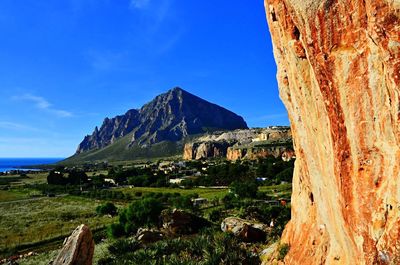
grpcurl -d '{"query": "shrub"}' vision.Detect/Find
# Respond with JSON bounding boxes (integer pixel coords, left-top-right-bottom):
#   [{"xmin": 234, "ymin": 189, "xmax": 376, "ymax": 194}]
[
  {"xmin": 111, "ymin": 197, "xmax": 164, "ymax": 238},
  {"xmin": 96, "ymin": 202, "xmax": 118, "ymax": 216},
  {"xmin": 107, "ymin": 223, "xmax": 125, "ymax": 238},
  {"xmin": 208, "ymin": 209, "xmax": 223, "ymax": 223},
  {"xmin": 278, "ymin": 243, "xmax": 290, "ymax": 261},
  {"xmin": 108, "ymin": 238, "xmax": 141, "ymax": 256}
]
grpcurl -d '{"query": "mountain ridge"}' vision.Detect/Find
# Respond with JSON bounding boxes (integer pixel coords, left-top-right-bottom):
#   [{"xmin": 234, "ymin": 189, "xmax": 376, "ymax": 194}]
[{"xmin": 70, "ymin": 87, "xmax": 248, "ymax": 162}]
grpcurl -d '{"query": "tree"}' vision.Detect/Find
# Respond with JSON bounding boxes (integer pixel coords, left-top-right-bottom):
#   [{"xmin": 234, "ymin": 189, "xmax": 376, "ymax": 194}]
[
  {"xmin": 47, "ymin": 171, "xmax": 67, "ymax": 185},
  {"xmin": 113, "ymin": 197, "xmax": 164, "ymax": 237},
  {"xmin": 229, "ymin": 180, "xmax": 258, "ymax": 198},
  {"xmin": 67, "ymin": 170, "xmax": 88, "ymax": 185}
]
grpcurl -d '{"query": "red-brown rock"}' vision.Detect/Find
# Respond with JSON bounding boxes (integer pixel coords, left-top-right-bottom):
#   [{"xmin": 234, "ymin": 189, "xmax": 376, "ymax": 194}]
[{"xmin": 264, "ymin": 0, "xmax": 400, "ymax": 264}]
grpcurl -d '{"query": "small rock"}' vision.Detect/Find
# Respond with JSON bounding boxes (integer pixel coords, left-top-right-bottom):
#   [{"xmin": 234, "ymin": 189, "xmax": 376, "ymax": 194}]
[
  {"xmin": 136, "ymin": 228, "xmax": 164, "ymax": 244},
  {"xmin": 221, "ymin": 217, "xmax": 268, "ymax": 242},
  {"xmin": 161, "ymin": 209, "xmax": 211, "ymax": 235}
]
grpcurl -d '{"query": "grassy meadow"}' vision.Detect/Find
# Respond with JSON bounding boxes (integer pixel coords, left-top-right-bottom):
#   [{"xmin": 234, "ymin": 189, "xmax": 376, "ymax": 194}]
[{"xmin": 0, "ymin": 196, "xmax": 116, "ymax": 257}]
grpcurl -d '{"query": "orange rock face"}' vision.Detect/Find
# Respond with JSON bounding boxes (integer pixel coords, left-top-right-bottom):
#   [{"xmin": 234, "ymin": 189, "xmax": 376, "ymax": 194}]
[{"xmin": 264, "ymin": 0, "xmax": 400, "ymax": 264}]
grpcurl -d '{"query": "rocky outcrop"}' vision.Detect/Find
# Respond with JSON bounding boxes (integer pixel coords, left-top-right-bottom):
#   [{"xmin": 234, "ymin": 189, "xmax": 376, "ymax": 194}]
[
  {"xmin": 183, "ymin": 127, "xmax": 294, "ymax": 161},
  {"xmin": 136, "ymin": 228, "xmax": 164, "ymax": 244},
  {"xmin": 221, "ymin": 217, "xmax": 269, "ymax": 242},
  {"xmin": 226, "ymin": 145, "xmax": 295, "ymax": 161},
  {"xmin": 53, "ymin": 224, "xmax": 94, "ymax": 265},
  {"xmin": 161, "ymin": 209, "xmax": 211, "ymax": 235},
  {"xmin": 183, "ymin": 141, "xmax": 232, "ymax": 160},
  {"xmin": 264, "ymin": 0, "xmax": 400, "ymax": 264},
  {"xmin": 76, "ymin": 87, "xmax": 247, "ymax": 154}
]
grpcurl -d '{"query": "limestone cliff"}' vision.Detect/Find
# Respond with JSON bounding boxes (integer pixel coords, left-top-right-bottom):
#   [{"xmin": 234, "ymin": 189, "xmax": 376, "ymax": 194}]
[
  {"xmin": 264, "ymin": 0, "xmax": 400, "ymax": 264},
  {"xmin": 226, "ymin": 146, "xmax": 295, "ymax": 161},
  {"xmin": 183, "ymin": 127, "xmax": 293, "ymax": 161}
]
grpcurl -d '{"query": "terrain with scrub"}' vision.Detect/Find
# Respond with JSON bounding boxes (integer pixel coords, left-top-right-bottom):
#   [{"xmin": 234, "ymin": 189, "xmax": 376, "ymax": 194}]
[{"xmin": 0, "ymin": 159, "xmax": 293, "ymax": 264}]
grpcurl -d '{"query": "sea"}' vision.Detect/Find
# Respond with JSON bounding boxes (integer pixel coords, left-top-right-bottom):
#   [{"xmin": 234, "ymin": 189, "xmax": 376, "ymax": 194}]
[{"xmin": 0, "ymin": 158, "xmax": 64, "ymax": 173}]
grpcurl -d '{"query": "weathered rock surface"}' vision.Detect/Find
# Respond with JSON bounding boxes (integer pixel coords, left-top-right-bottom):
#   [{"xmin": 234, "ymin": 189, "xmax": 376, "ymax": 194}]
[
  {"xmin": 264, "ymin": 0, "xmax": 400, "ymax": 264},
  {"xmin": 221, "ymin": 217, "xmax": 269, "ymax": 242},
  {"xmin": 76, "ymin": 87, "xmax": 247, "ymax": 154},
  {"xmin": 136, "ymin": 228, "xmax": 164, "ymax": 244},
  {"xmin": 226, "ymin": 145, "xmax": 295, "ymax": 161},
  {"xmin": 161, "ymin": 209, "xmax": 211, "ymax": 235},
  {"xmin": 53, "ymin": 224, "xmax": 94, "ymax": 265},
  {"xmin": 183, "ymin": 127, "xmax": 294, "ymax": 161}
]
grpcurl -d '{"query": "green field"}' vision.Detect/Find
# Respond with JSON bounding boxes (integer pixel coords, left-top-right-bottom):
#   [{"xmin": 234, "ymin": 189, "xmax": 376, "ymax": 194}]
[
  {"xmin": 0, "ymin": 190, "xmax": 28, "ymax": 202},
  {"xmin": 115, "ymin": 186, "xmax": 229, "ymax": 200},
  {"xmin": 0, "ymin": 196, "xmax": 117, "ymax": 257}
]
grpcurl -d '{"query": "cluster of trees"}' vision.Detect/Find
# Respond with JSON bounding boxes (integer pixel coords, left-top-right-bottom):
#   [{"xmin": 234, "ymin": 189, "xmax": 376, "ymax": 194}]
[
  {"xmin": 47, "ymin": 169, "xmax": 88, "ymax": 186},
  {"xmin": 256, "ymin": 157, "xmax": 294, "ymax": 185},
  {"xmin": 108, "ymin": 167, "xmax": 170, "ymax": 187},
  {"xmin": 85, "ymin": 189, "xmax": 131, "ymax": 201},
  {"xmin": 107, "ymin": 192, "xmax": 200, "ymax": 238},
  {"xmin": 189, "ymin": 157, "xmax": 294, "ymax": 187}
]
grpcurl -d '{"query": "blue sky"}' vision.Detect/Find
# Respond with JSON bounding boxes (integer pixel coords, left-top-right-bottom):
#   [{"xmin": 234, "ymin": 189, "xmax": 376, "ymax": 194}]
[{"xmin": 0, "ymin": 0, "xmax": 289, "ymax": 158}]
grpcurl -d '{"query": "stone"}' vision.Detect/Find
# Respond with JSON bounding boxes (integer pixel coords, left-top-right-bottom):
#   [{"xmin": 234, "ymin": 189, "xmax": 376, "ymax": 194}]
[
  {"xmin": 264, "ymin": 0, "xmax": 400, "ymax": 264},
  {"xmin": 135, "ymin": 228, "xmax": 164, "ymax": 244},
  {"xmin": 53, "ymin": 224, "xmax": 94, "ymax": 265},
  {"xmin": 221, "ymin": 217, "xmax": 269, "ymax": 242},
  {"xmin": 161, "ymin": 209, "xmax": 211, "ymax": 235}
]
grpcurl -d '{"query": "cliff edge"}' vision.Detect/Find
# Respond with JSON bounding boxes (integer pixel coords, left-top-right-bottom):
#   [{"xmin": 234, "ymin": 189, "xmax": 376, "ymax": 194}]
[{"xmin": 264, "ymin": 0, "xmax": 400, "ymax": 264}]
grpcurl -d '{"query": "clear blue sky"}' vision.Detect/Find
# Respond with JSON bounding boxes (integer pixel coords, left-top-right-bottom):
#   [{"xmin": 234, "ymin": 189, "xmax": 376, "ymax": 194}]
[{"xmin": 0, "ymin": 0, "xmax": 289, "ymax": 158}]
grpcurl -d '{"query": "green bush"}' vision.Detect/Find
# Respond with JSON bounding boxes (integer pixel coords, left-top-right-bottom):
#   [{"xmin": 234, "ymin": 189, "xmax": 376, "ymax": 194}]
[
  {"xmin": 278, "ymin": 243, "xmax": 290, "ymax": 261},
  {"xmin": 101, "ymin": 230, "xmax": 260, "ymax": 264},
  {"xmin": 108, "ymin": 238, "xmax": 141, "ymax": 256},
  {"xmin": 107, "ymin": 223, "xmax": 125, "ymax": 239},
  {"xmin": 208, "ymin": 209, "xmax": 223, "ymax": 223},
  {"xmin": 96, "ymin": 202, "xmax": 118, "ymax": 216}
]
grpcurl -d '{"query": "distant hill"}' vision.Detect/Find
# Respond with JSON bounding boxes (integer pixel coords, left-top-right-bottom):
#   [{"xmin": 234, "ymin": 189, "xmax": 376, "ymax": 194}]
[{"xmin": 63, "ymin": 87, "xmax": 248, "ymax": 164}]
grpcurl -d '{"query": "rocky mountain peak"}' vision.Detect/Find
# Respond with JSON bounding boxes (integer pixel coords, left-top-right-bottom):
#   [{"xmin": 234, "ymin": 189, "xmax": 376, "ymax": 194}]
[{"xmin": 75, "ymin": 87, "xmax": 248, "ymax": 155}]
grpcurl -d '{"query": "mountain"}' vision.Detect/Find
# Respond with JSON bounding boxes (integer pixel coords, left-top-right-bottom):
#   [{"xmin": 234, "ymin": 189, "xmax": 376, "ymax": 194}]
[{"xmin": 66, "ymin": 87, "xmax": 248, "ymax": 163}]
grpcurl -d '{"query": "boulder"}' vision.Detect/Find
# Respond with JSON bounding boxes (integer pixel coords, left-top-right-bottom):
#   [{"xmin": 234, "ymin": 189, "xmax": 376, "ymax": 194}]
[
  {"xmin": 221, "ymin": 217, "xmax": 268, "ymax": 242},
  {"xmin": 53, "ymin": 224, "xmax": 94, "ymax": 265},
  {"xmin": 136, "ymin": 228, "xmax": 164, "ymax": 244},
  {"xmin": 161, "ymin": 209, "xmax": 211, "ymax": 235}
]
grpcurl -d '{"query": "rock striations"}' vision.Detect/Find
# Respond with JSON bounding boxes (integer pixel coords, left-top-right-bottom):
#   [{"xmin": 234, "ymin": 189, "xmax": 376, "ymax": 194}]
[
  {"xmin": 264, "ymin": 0, "xmax": 400, "ymax": 264},
  {"xmin": 183, "ymin": 127, "xmax": 294, "ymax": 161}
]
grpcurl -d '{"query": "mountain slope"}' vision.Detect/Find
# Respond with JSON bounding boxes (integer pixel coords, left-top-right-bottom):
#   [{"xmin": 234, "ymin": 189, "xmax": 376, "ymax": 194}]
[{"xmin": 65, "ymin": 87, "xmax": 248, "ymax": 163}]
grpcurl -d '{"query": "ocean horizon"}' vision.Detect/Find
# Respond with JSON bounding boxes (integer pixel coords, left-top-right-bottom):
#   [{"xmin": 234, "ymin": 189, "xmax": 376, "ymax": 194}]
[{"xmin": 0, "ymin": 158, "xmax": 64, "ymax": 173}]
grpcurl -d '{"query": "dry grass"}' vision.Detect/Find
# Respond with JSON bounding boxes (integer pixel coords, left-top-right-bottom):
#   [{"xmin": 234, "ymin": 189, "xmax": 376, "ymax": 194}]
[{"xmin": 0, "ymin": 196, "xmax": 116, "ymax": 255}]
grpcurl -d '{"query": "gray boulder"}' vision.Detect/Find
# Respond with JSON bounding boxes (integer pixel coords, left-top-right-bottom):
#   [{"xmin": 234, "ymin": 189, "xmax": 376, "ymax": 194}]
[
  {"xmin": 161, "ymin": 209, "xmax": 211, "ymax": 235},
  {"xmin": 221, "ymin": 217, "xmax": 268, "ymax": 242},
  {"xmin": 136, "ymin": 228, "xmax": 164, "ymax": 244}
]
